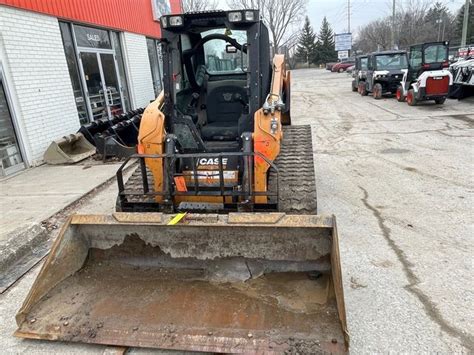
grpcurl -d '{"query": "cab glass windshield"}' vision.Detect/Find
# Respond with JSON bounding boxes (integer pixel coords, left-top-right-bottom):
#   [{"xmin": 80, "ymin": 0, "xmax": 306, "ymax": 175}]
[
  {"xmin": 424, "ymin": 44, "xmax": 447, "ymax": 63},
  {"xmin": 203, "ymin": 29, "xmax": 248, "ymax": 74},
  {"xmin": 375, "ymin": 53, "xmax": 407, "ymax": 70}
]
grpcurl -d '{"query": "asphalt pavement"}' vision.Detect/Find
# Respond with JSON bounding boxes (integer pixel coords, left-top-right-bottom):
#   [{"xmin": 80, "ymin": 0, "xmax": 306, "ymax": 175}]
[{"xmin": 292, "ymin": 69, "xmax": 473, "ymax": 353}]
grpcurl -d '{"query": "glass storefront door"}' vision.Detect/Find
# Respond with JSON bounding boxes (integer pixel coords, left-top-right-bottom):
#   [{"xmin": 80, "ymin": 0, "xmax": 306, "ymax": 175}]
[
  {"xmin": 73, "ymin": 24, "xmax": 126, "ymax": 121},
  {"xmin": 100, "ymin": 53, "xmax": 123, "ymax": 117},
  {"xmin": 0, "ymin": 69, "xmax": 24, "ymax": 176},
  {"xmin": 80, "ymin": 52, "xmax": 107, "ymax": 120},
  {"xmin": 78, "ymin": 51, "xmax": 124, "ymax": 120}
]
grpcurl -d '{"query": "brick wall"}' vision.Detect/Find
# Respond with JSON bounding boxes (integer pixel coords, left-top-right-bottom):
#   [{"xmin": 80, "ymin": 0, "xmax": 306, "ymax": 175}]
[
  {"xmin": 0, "ymin": 5, "xmax": 80, "ymax": 165},
  {"xmin": 122, "ymin": 32, "xmax": 155, "ymax": 109}
]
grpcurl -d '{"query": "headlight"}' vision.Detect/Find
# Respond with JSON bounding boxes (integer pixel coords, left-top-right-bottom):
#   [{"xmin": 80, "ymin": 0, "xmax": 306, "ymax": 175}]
[
  {"xmin": 244, "ymin": 11, "xmax": 255, "ymax": 21},
  {"xmin": 228, "ymin": 11, "xmax": 243, "ymax": 22},
  {"xmin": 169, "ymin": 16, "xmax": 184, "ymax": 27}
]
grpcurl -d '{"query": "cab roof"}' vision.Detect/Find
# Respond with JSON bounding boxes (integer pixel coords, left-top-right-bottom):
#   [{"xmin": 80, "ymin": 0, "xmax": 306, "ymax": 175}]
[{"xmin": 369, "ymin": 50, "xmax": 407, "ymax": 56}]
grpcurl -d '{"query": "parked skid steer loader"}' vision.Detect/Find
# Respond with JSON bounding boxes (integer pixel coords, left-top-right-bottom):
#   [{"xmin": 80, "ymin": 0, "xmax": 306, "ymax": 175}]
[
  {"xmin": 15, "ymin": 10, "xmax": 348, "ymax": 353},
  {"xmin": 396, "ymin": 41, "xmax": 452, "ymax": 105}
]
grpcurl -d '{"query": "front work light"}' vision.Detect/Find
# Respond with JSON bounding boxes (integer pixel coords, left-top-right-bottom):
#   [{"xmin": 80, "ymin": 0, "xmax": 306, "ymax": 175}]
[
  {"xmin": 169, "ymin": 16, "xmax": 184, "ymax": 26},
  {"xmin": 161, "ymin": 16, "xmax": 168, "ymax": 28},
  {"xmin": 228, "ymin": 11, "xmax": 243, "ymax": 22},
  {"xmin": 244, "ymin": 11, "xmax": 255, "ymax": 21}
]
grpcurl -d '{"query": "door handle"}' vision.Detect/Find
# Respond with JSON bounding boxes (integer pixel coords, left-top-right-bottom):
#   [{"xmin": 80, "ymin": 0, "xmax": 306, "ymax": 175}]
[
  {"xmin": 105, "ymin": 88, "xmax": 112, "ymax": 107},
  {"xmin": 109, "ymin": 89, "xmax": 114, "ymax": 106}
]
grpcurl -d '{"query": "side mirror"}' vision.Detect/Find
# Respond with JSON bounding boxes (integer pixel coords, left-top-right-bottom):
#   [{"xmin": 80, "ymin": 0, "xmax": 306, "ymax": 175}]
[{"xmin": 226, "ymin": 44, "xmax": 238, "ymax": 54}]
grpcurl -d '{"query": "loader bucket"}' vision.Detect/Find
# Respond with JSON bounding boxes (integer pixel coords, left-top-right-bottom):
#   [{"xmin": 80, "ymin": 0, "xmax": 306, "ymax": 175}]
[
  {"xmin": 15, "ymin": 213, "xmax": 348, "ymax": 353},
  {"xmin": 43, "ymin": 133, "xmax": 95, "ymax": 165}
]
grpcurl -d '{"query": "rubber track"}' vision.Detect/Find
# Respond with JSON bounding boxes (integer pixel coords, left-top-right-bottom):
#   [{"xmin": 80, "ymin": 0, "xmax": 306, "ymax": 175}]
[
  {"xmin": 269, "ymin": 125, "xmax": 318, "ymax": 214},
  {"xmin": 121, "ymin": 125, "xmax": 318, "ymax": 213},
  {"xmin": 120, "ymin": 167, "xmax": 155, "ymax": 204}
]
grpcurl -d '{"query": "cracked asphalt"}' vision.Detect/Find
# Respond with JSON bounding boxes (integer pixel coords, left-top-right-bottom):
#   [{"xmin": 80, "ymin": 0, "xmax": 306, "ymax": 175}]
[
  {"xmin": 292, "ymin": 69, "xmax": 473, "ymax": 353},
  {"xmin": 0, "ymin": 68, "xmax": 472, "ymax": 354}
]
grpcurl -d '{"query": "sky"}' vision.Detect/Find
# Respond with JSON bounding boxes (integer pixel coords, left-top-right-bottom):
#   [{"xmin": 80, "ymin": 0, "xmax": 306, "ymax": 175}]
[
  {"xmin": 217, "ymin": 0, "xmax": 467, "ymax": 35},
  {"xmin": 305, "ymin": 0, "xmax": 466, "ymax": 34}
]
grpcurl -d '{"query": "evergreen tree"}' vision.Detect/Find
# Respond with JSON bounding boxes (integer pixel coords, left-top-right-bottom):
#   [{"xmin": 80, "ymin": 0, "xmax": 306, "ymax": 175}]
[
  {"xmin": 424, "ymin": 2, "xmax": 455, "ymax": 42},
  {"xmin": 453, "ymin": 0, "xmax": 474, "ymax": 45},
  {"xmin": 425, "ymin": 2, "xmax": 450, "ymax": 24},
  {"xmin": 295, "ymin": 17, "xmax": 318, "ymax": 67},
  {"xmin": 317, "ymin": 17, "xmax": 337, "ymax": 64}
]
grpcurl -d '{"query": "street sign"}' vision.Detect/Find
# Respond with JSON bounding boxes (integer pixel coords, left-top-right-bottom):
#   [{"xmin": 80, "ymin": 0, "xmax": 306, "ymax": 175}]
[
  {"xmin": 338, "ymin": 51, "xmax": 349, "ymax": 59},
  {"xmin": 335, "ymin": 33, "xmax": 352, "ymax": 51}
]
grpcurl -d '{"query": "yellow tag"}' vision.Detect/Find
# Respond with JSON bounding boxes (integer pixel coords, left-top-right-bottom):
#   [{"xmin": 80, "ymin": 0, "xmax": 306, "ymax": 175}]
[
  {"xmin": 225, "ymin": 28, "xmax": 232, "ymax": 36},
  {"xmin": 167, "ymin": 213, "xmax": 187, "ymax": 225}
]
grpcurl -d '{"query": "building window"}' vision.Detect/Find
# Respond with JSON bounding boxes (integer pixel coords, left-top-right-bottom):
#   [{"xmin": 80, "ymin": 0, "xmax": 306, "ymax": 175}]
[
  {"xmin": 111, "ymin": 32, "xmax": 131, "ymax": 112},
  {"xmin": 0, "ymin": 68, "xmax": 25, "ymax": 176},
  {"xmin": 147, "ymin": 38, "xmax": 163, "ymax": 96},
  {"xmin": 59, "ymin": 22, "xmax": 88, "ymax": 124}
]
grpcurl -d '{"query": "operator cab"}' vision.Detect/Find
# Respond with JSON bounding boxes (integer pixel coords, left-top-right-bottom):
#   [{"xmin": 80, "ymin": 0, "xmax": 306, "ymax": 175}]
[
  {"xmin": 354, "ymin": 55, "xmax": 369, "ymax": 75},
  {"xmin": 408, "ymin": 41, "xmax": 449, "ymax": 81},
  {"xmin": 160, "ymin": 10, "xmax": 270, "ymax": 153},
  {"xmin": 357, "ymin": 55, "xmax": 368, "ymax": 70},
  {"xmin": 369, "ymin": 50, "xmax": 408, "ymax": 72}
]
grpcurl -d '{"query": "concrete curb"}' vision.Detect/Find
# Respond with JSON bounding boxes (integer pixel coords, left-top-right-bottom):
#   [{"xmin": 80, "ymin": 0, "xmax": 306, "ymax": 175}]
[
  {"xmin": 0, "ymin": 224, "xmax": 48, "ymax": 272},
  {"xmin": 0, "ymin": 224, "xmax": 51, "ymax": 292}
]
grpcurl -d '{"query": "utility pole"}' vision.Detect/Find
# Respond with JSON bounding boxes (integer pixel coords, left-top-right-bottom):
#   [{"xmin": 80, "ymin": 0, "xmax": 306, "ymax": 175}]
[
  {"xmin": 391, "ymin": 0, "xmax": 396, "ymax": 49},
  {"xmin": 348, "ymin": 0, "xmax": 351, "ymax": 57},
  {"xmin": 348, "ymin": 0, "xmax": 351, "ymax": 33},
  {"xmin": 461, "ymin": 0, "xmax": 470, "ymax": 46},
  {"xmin": 437, "ymin": 18, "xmax": 442, "ymax": 41},
  {"xmin": 442, "ymin": 20, "xmax": 446, "ymax": 41}
]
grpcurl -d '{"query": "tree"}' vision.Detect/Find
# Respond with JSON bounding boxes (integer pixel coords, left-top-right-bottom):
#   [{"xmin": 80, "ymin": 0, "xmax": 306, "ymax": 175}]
[
  {"xmin": 425, "ymin": 2, "xmax": 450, "ymax": 24},
  {"xmin": 424, "ymin": 2, "xmax": 456, "ymax": 42},
  {"xmin": 316, "ymin": 17, "xmax": 337, "ymax": 64},
  {"xmin": 295, "ymin": 17, "xmax": 318, "ymax": 67},
  {"xmin": 353, "ymin": 20, "xmax": 392, "ymax": 53},
  {"xmin": 353, "ymin": 0, "xmax": 462, "ymax": 52},
  {"xmin": 453, "ymin": 0, "xmax": 474, "ymax": 45},
  {"xmin": 394, "ymin": 0, "xmax": 431, "ymax": 48},
  {"xmin": 182, "ymin": 0, "xmax": 218, "ymax": 12},
  {"xmin": 227, "ymin": 0, "xmax": 308, "ymax": 54}
]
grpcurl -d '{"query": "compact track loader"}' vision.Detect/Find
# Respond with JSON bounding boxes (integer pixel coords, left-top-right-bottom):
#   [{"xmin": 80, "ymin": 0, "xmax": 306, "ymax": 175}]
[{"xmin": 16, "ymin": 10, "xmax": 348, "ymax": 353}]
